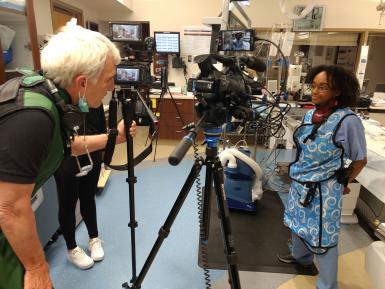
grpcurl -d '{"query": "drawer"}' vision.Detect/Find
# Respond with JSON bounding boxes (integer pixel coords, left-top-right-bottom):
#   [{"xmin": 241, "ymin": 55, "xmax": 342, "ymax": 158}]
[
  {"xmin": 155, "ymin": 98, "xmax": 194, "ymax": 114},
  {"xmin": 158, "ymin": 127, "xmax": 187, "ymax": 139},
  {"xmin": 158, "ymin": 123, "xmax": 205, "ymax": 140},
  {"xmin": 158, "ymin": 112, "xmax": 196, "ymax": 127}
]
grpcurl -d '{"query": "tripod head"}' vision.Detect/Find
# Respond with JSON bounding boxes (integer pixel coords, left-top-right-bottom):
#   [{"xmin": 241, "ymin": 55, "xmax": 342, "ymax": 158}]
[{"xmin": 168, "ymin": 111, "xmax": 226, "ymax": 166}]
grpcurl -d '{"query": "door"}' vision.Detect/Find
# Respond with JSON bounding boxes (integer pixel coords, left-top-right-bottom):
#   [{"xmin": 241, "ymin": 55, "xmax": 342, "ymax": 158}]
[{"xmin": 51, "ymin": 0, "xmax": 83, "ymax": 33}]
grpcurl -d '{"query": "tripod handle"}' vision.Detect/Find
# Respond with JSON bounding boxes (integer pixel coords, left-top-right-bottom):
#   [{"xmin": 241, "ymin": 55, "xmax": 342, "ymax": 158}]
[
  {"xmin": 135, "ymin": 90, "xmax": 159, "ymax": 125},
  {"xmin": 168, "ymin": 135, "xmax": 194, "ymax": 166},
  {"xmin": 168, "ymin": 113, "xmax": 207, "ymax": 166}
]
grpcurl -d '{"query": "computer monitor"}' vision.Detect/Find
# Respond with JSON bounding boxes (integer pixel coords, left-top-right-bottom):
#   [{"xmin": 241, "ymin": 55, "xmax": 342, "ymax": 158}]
[
  {"xmin": 110, "ymin": 22, "xmax": 142, "ymax": 42},
  {"xmin": 154, "ymin": 31, "xmax": 180, "ymax": 54}
]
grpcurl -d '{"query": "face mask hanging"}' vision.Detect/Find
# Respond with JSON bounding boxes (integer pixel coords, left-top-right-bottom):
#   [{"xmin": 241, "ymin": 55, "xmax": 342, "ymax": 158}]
[{"xmin": 78, "ymin": 79, "xmax": 89, "ymax": 113}]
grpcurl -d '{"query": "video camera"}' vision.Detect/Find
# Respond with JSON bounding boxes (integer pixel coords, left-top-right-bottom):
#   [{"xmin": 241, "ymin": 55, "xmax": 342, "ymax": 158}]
[
  {"xmin": 187, "ymin": 54, "xmax": 265, "ymax": 126},
  {"xmin": 115, "ymin": 61, "xmax": 152, "ymax": 87},
  {"xmin": 114, "ymin": 60, "xmax": 154, "ymax": 126}
]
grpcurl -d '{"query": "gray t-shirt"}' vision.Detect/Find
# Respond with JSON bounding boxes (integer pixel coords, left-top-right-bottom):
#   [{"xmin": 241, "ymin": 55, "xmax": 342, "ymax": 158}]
[{"xmin": 335, "ymin": 114, "xmax": 367, "ymax": 161}]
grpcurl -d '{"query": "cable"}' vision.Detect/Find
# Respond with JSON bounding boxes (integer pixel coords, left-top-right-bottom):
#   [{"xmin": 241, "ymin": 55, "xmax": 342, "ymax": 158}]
[
  {"xmin": 250, "ymin": 92, "xmax": 291, "ymax": 140},
  {"xmin": 193, "ymin": 141, "xmax": 211, "ymax": 289}
]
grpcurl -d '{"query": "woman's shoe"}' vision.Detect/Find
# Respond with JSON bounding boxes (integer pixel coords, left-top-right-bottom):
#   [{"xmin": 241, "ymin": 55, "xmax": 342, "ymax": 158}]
[
  {"xmin": 88, "ymin": 237, "xmax": 104, "ymax": 261},
  {"xmin": 67, "ymin": 246, "xmax": 94, "ymax": 269}
]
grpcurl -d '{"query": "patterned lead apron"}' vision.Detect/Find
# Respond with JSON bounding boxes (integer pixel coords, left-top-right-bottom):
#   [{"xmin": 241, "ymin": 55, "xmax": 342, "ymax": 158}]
[{"xmin": 284, "ymin": 108, "xmax": 354, "ymax": 253}]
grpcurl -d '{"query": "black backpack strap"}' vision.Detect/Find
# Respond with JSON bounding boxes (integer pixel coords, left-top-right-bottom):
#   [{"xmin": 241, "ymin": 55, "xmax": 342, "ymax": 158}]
[
  {"xmin": 104, "ymin": 89, "xmax": 158, "ymax": 170},
  {"xmin": 103, "ymin": 91, "xmax": 119, "ymax": 165}
]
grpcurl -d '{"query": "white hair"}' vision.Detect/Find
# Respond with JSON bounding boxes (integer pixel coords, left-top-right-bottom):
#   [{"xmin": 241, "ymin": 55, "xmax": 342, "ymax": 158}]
[{"xmin": 41, "ymin": 25, "xmax": 121, "ymax": 87}]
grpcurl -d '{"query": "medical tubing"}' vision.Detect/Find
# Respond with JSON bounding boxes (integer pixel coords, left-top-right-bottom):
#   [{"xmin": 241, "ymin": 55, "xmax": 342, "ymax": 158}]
[
  {"xmin": 218, "ymin": 150, "xmax": 238, "ymax": 168},
  {"xmin": 219, "ymin": 149, "xmax": 263, "ymax": 200}
]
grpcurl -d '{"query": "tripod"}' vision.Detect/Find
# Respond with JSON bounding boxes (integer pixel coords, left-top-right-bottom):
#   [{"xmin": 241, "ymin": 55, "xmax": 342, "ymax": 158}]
[
  {"xmin": 124, "ymin": 114, "xmax": 241, "ymax": 289},
  {"xmin": 110, "ymin": 87, "xmax": 158, "ymax": 285},
  {"xmin": 152, "ymin": 66, "xmax": 186, "ymax": 161}
]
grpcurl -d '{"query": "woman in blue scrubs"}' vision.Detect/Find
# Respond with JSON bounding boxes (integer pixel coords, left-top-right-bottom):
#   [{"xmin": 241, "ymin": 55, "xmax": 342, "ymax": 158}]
[{"xmin": 278, "ymin": 65, "xmax": 367, "ymax": 289}]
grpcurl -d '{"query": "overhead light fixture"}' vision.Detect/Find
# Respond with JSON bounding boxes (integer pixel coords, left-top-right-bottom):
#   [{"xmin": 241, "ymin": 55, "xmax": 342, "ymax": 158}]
[
  {"xmin": 230, "ymin": 0, "xmax": 250, "ymax": 5},
  {"xmin": 297, "ymin": 32, "xmax": 310, "ymax": 39}
]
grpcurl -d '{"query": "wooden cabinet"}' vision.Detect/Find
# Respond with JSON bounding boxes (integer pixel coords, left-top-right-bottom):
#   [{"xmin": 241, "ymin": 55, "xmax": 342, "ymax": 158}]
[
  {"xmin": 154, "ymin": 97, "xmax": 198, "ymax": 139},
  {"xmin": 0, "ymin": 0, "xmax": 40, "ymax": 85}
]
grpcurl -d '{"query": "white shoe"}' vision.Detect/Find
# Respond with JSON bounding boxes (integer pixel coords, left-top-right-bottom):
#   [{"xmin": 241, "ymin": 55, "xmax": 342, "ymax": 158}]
[
  {"xmin": 88, "ymin": 237, "xmax": 104, "ymax": 261},
  {"xmin": 67, "ymin": 246, "xmax": 94, "ymax": 269}
]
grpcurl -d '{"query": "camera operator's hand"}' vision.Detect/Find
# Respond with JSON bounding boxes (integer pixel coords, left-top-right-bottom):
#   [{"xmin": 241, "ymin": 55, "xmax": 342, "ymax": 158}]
[
  {"xmin": 117, "ymin": 120, "xmax": 137, "ymax": 143},
  {"xmin": 24, "ymin": 262, "xmax": 52, "ymax": 289}
]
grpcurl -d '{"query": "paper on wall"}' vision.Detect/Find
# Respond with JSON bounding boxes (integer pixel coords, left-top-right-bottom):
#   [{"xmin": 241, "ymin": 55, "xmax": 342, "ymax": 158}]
[{"xmin": 182, "ymin": 26, "xmax": 212, "ymax": 56}]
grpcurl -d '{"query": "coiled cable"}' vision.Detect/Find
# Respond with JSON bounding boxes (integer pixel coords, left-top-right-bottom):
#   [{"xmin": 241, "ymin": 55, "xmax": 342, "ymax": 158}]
[{"xmin": 193, "ymin": 141, "xmax": 211, "ymax": 289}]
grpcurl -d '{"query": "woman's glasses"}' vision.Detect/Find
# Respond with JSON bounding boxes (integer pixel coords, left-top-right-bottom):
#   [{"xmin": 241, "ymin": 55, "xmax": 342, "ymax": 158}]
[{"xmin": 310, "ymin": 83, "xmax": 331, "ymax": 92}]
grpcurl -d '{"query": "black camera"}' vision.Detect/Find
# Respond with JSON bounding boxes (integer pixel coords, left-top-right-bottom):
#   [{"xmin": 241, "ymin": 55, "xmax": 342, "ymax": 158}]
[
  {"xmin": 187, "ymin": 54, "xmax": 259, "ymax": 125},
  {"xmin": 115, "ymin": 63, "xmax": 152, "ymax": 87}
]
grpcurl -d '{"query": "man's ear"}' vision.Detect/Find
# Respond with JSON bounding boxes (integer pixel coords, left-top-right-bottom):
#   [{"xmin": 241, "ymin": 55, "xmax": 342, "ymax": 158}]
[{"xmin": 74, "ymin": 75, "xmax": 87, "ymax": 91}]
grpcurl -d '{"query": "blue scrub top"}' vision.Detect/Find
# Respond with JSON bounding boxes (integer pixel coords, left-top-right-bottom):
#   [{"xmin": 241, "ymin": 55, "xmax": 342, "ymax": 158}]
[{"xmin": 335, "ymin": 115, "xmax": 367, "ymax": 161}]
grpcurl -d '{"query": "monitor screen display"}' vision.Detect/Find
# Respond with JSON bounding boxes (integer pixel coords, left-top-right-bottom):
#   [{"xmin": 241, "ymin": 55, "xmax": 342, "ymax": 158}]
[
  {"xmin": 115, "ymin": 67, "xmax": 140, "ymax": 84},
  {"xmin": 111, "ymin": 23, "xmax": 141, "ymax": 42},
  {"xmin": 218, "ymin": 29, "xmax": 255, "ymax": 52},
  {"xmin": 154, "ymin": 32, "xmax": 180, "ymax": 54}
]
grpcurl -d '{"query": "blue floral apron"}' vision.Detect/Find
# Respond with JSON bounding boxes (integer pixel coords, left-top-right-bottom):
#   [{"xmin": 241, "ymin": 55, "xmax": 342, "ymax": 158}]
[{"xmin": 284, "ymin": 108, "xmax": 355, "ymax": 253}]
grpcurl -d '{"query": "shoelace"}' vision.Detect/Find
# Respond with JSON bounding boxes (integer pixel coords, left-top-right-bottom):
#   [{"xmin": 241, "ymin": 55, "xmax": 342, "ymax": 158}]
[
  {"xmin": 89, "ymin": 238, "xmax": 103, "ymax": 249},
  {"xmin": 71, "ymin": 247, "xmax": 87, "ymax": 257}
]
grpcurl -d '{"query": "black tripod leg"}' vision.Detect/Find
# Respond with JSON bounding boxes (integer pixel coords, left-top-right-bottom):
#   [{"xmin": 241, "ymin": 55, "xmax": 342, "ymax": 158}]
[
  {"xmin": 127, "ymin": 157, "xmax": 205, "ymax": 289},
  {"xmin": 201, "ymin": 159, "xmax": 214, "ymax": 241},
  {"xmin": 152, "ymin": 89, "xmax": 166, "ymax": 162},
  {"xmin": 120, "ymin": 94, "xmax": 138, "ymax": 284},
  {"xmin": 212, "ymin": 158, "xmax": 241, "ymax": 289}
]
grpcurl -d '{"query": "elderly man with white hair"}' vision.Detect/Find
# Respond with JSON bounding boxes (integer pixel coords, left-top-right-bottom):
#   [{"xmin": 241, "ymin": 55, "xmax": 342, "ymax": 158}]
[{"xmin": 0, "ymin": 25, "xmax": 136, "ymax": 289}]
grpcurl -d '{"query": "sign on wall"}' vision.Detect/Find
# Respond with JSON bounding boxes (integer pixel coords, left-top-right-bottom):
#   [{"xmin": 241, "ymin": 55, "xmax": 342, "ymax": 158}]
[{"xmin": 293, "ymin": 5, "xmax": 326, "ymax": 32}]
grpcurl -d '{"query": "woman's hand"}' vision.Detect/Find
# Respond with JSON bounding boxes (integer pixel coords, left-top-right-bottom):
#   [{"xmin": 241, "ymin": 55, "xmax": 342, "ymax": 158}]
[{"xmin": 117, "ymin": 120, "xmax": 137, "ymax": 144}]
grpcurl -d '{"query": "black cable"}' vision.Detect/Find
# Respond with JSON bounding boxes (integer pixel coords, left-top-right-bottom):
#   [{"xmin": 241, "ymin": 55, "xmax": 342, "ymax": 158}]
[
  {"xmin": 193, "ymin": 141, "xmax": 212, "ymax": 289},
  {"xmin": 250, "ymin": 92, "xmax": 290, "ymax": 139}
]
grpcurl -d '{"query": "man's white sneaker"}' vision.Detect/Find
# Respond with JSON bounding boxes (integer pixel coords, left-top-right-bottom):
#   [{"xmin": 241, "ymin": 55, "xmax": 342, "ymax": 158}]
[
  {"xmin": 88, "ymin": 237, "xmax": 104, "ymax": 261},
  {"xmin": 67, "ymin": 246, "xmax": 94, "ymax": 269}
]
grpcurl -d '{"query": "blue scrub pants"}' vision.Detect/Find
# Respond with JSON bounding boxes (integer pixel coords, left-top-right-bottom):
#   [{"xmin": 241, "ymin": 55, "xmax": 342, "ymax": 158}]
[{"xmin": 291, "ymin": 232, "xmax": 338, "ymax": 289}]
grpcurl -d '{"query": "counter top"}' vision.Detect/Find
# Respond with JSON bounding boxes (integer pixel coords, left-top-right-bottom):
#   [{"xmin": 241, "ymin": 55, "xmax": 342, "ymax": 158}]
[
  {"xmin": 149, "ymin": 93, "xmax": 195, "ymax": 100},
  {"xmin": 355, "ymin": 119, "xmax": 385, "ymax": 203}
]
